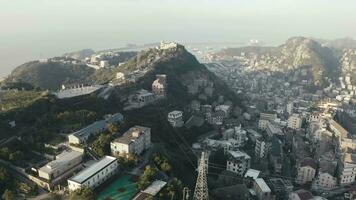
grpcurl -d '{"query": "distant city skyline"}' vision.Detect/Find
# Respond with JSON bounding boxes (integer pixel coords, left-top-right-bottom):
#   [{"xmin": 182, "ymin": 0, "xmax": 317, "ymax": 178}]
[{"xmin": 1, "ymin": 0, "xmax": 356, "ymax": 77}]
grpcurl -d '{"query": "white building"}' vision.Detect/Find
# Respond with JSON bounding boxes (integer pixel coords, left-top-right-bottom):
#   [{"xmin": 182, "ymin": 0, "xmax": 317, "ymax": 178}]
[
  {"xmin": 100, "ymin": 60, "xmax": 109, "ymax": 68},
  {"xmin": 255, "ymin": 137, "xmax": 268, "ymax": 158},
  {"xmin": 233, "ymin": 125, "xmax": 247, "ymax": 147},
  {"xmin": 167, "ymin": 111, "xmax": 184, "ymax": 127},
  {"xmin": 339, "ymin": 153, "xmax": 356, "ymax": 185},
  {"xmin": 116, "ymin": 72, "xmax": 125, "ymax": 81},
  {"xmin": 111, "ymin": 126, "xmax": 151, "ymax": 156},
  {"xmin": 226, "ymin": 150, "xmax": 251, "ymax": 176},
  {"xmin": 38, "ymin": 150, "xmax": 83, "ymax": 181},
  {"xmin": 68, "ymin": 113, "xmax": 124, "ymax": 144},
  {"xmin": 253, "ymin": 178, "xmax": 272, "ymax": 200},
  {"xmin": 214, "ymin": 105, "xmax": 231, "ymax": 118},
  {"xmin": 286, "ymin": 102, "xmax": 294, "ymax": 115},
  {"xmin": 245, "ymin": 169, "xmax": 261, "ymax": 180},
  {"xmin": 296, "ymin": 158, "xmax": 317, "ymax": 185},
  {"xmin": 152, "ymin": 74, "xmax": 166, "ymax": 97},
  {"xmin": 159, "ymin": 41, "xmax": 178, "ymax": 50},
  {"xmin": 313, "ymin": 161, "xmax": 337, "ymax": 190},
  {"xmin": 288, "ymin": 114, "xmax": 302, "ymax": 130},
  {"xmin": 54, "ymin": 85, "xmax": 104, "ymax": 99},
  {"xmin": 68, "ymin": 156, "xmax": 118, "ymax": 191}
]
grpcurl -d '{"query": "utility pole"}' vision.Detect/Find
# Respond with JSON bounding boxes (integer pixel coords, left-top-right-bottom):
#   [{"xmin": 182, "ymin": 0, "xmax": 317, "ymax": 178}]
[{"xmin": 193, "ymin": 151, "xmax": 209, "ymax": 200}]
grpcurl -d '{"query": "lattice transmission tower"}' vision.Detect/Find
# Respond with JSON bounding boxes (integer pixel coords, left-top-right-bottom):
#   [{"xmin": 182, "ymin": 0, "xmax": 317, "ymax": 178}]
[{"xmin": 193, "ymin": 151, "xmax": 209, "ymax": 200}]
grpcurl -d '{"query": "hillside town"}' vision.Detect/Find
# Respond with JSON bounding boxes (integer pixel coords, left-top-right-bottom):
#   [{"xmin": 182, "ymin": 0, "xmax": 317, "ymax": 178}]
[{"xmin": 0, "ymin": 39, "xmax": 356, "ymax": 200}]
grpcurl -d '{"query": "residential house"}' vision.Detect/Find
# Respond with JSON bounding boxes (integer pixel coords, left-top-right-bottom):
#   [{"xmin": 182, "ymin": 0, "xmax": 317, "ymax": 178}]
[
  {"xmin": 167, "ymin": 111, "xmax": 184, "ymax": 127},
  {"xmin": 296, "ymin": 158, "xmax": 317, "ymax": 185},
  {"xmin": 226, "ymin": 150, "xmax": 251, "ymax": 176}
]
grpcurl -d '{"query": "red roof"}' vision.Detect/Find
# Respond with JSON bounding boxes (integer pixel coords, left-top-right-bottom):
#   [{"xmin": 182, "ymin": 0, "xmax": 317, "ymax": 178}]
[{"xmin": 295, "ymin": 189, "xmax": 313, "ymax": 200}]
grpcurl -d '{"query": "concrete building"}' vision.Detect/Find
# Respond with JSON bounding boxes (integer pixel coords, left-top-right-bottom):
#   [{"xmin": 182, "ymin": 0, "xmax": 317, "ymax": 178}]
[
  {"xmin": 267, "ymin": 178, "xmax": 294, "ymax": 200},
  {"xmin": 214, "ymin": 105, "xmax": 231, "ymax": 118},
  {"xmin": 38, "ymin": 150, "xmax": 83, "ymax": 181},
  {"xmin": 152, "ymin": 74, "xmax": 166, "ymax": 97},
  {"xmin": 68, "ymin": 113, "xmax": 124, "ymax": 144},
  {"xmin": 296, "ymin": 158, "xmax": 317, "ymax": 185},
  {"xmin": 100, "ymin": 60, "xmax": 109, "ymax": 68},
  {"xmin": 233, "ymin": 125, "xmax": 247, "ymax": 147},
  {"xmin": 68, "ymin": 156, "xmax": 118, "ymax": 191},
  {"xmin": 266, "ymin": 122, "xmax": 283, "ymax": 137},
  {"xmin": 288, "ymin": 114, "xmax": 302, "ymax": 130},
  {"xmin": 313, "ymin": 161, "xmax": 337, "ymax": 190},
  {"xmin": 270, "ymin": 136, "xmax": 283, "ymax": 174},
  {"xmin": 339, "ymin": 153, "xmax": 356, "ymax": 185},
  {"xmin": 135, "ymin": 89, "xmax": 156, "ymax": 106},
  {"xmin": 226, "ymin": 150, "xmax": 251, "ymax": 176},
  {"xmin": 253, "ymin": 178, "xmax": 272, "ymax": 200},
  {"xmin": 159, "ymin": 41, "xmax": 178, "ymax": 50},
  {"xmin": 329, "ymin": 119, "xmax": 349, "ymax": 139},
  {"xmin": 167, "ymin": 111, "xmax": 184, "ymax": 127},
  {"xmin": 111, "ymin": 126, "xmax": 151, "ymax": 156},
  {"xmin": 255, "ymin": 137, "xmax": 269, "ymax": 158},
  {"xmin": 286, "ymin": 102, "xmax": 294, "ymax": 115},
  {"xmin": 258, "ymin": 113, "xmax": 277, "ymax": 130},
  {"xmin": 245, "ymin": 169, "xmax": 261, "ymax": 180}
]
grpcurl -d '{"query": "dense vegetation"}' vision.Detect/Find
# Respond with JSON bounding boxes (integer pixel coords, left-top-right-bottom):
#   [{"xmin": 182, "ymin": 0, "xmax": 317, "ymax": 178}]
[
  {"xmin": 5, "ymin": 60, "xmax": 95, "ymax": 90},
  {"xmin": 0, "ymin": 90, "xmax": 42, "ymax": 112}
]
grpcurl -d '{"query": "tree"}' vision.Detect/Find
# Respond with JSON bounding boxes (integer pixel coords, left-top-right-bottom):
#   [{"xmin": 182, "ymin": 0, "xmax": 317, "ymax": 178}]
[
  {"xmin": 138, "ymin": 165, "xmax": 158, "ymax": 190},
  {"xmin": 9, "ymin": 151, "xmax": 24, "ymax": 162},
  {"xmin": 69, "ymin": 188, "xmax": 94, "ymax": 200},
  {"xmin": 107, "ymin": 123, "xmax": 118, "ymax": 134},
  {"xmin": 160, "ymin": 162, "xmax": 172, "ymax": 173},
  {"xmin": 2, "ymin": 189, "xmax": 14, "ymax": 200},
  {"xmin": 90, "ymin": 133, "xmax": 111, "ymax": 157}
]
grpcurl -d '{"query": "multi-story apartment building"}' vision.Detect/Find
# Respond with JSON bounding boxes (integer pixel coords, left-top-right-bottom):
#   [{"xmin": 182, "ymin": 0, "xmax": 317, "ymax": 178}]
[
  {"xmin": 111, "ymin": 126, "xmax": 151, "ymax": 156},
  {"xmin": 226, "ymin": 150, "xmax": 251, "ymax": 176},
  {"xmin": 68, "ymin": 156, "xmax": 119, "ymax": 191},
  {"xmin": 339, "ymin": 153, "xmax": 356, "ymax": 185},
  {"xmin": 296, "ymin": 158, "xmax": 317, "ymax": 185},
  {"xmin": 258, "ymin": 113, "xmax": 277, "ymax": 130},
  {"xmin": 287, "ymin": 114, "xmax": 302, "ymax": 130},
  {"xmin": 167, "ymin": 111, "xmax": 184, "ymax": 127},
  {"xmin": 255, "ymin": 137, "xmax": 269, "ymax": 158}
]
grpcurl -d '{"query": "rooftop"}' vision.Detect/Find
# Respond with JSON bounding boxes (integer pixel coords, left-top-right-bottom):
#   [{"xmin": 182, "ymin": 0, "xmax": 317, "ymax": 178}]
[
  {"xmin": 300, "ymin": 157, "xmax": 317, "ymax": 169},
  {"xmin": 330, "ymin": 119, "xmax": 348, "ymax": 137},
  {"xmin": 255, "ymin": 178, "xmax": 271, "ymax": 193},
  {"xmin": 142, "ymin": 180, "xmax": 167, "ymax": 196},
  {"xmin": 69, "ymin": 156, "xmax": 117, "ymax": 184},
  {"xmin": 245, "ymin": 169, "xmax": 261, "ymax": 180},
  {"xmin": 228, "ymin": 150, "xmax": 251, "ymax": 160},
  {"xmin": 293, "ymin": 189, "xmax": 313, "ymax": 200},
  {"xmin": 39, "ymin": 150, "xmax": 83, "ymax": 174},
  {"xmin": 113, "ymin": 126, "xmax": 150, "ymax": 145}
]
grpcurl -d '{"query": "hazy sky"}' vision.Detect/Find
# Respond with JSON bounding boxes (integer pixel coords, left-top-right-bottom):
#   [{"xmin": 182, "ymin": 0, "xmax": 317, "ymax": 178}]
[{"xmin": 1, "ymin": 0, "xmax": 356, "ymax": 77}]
